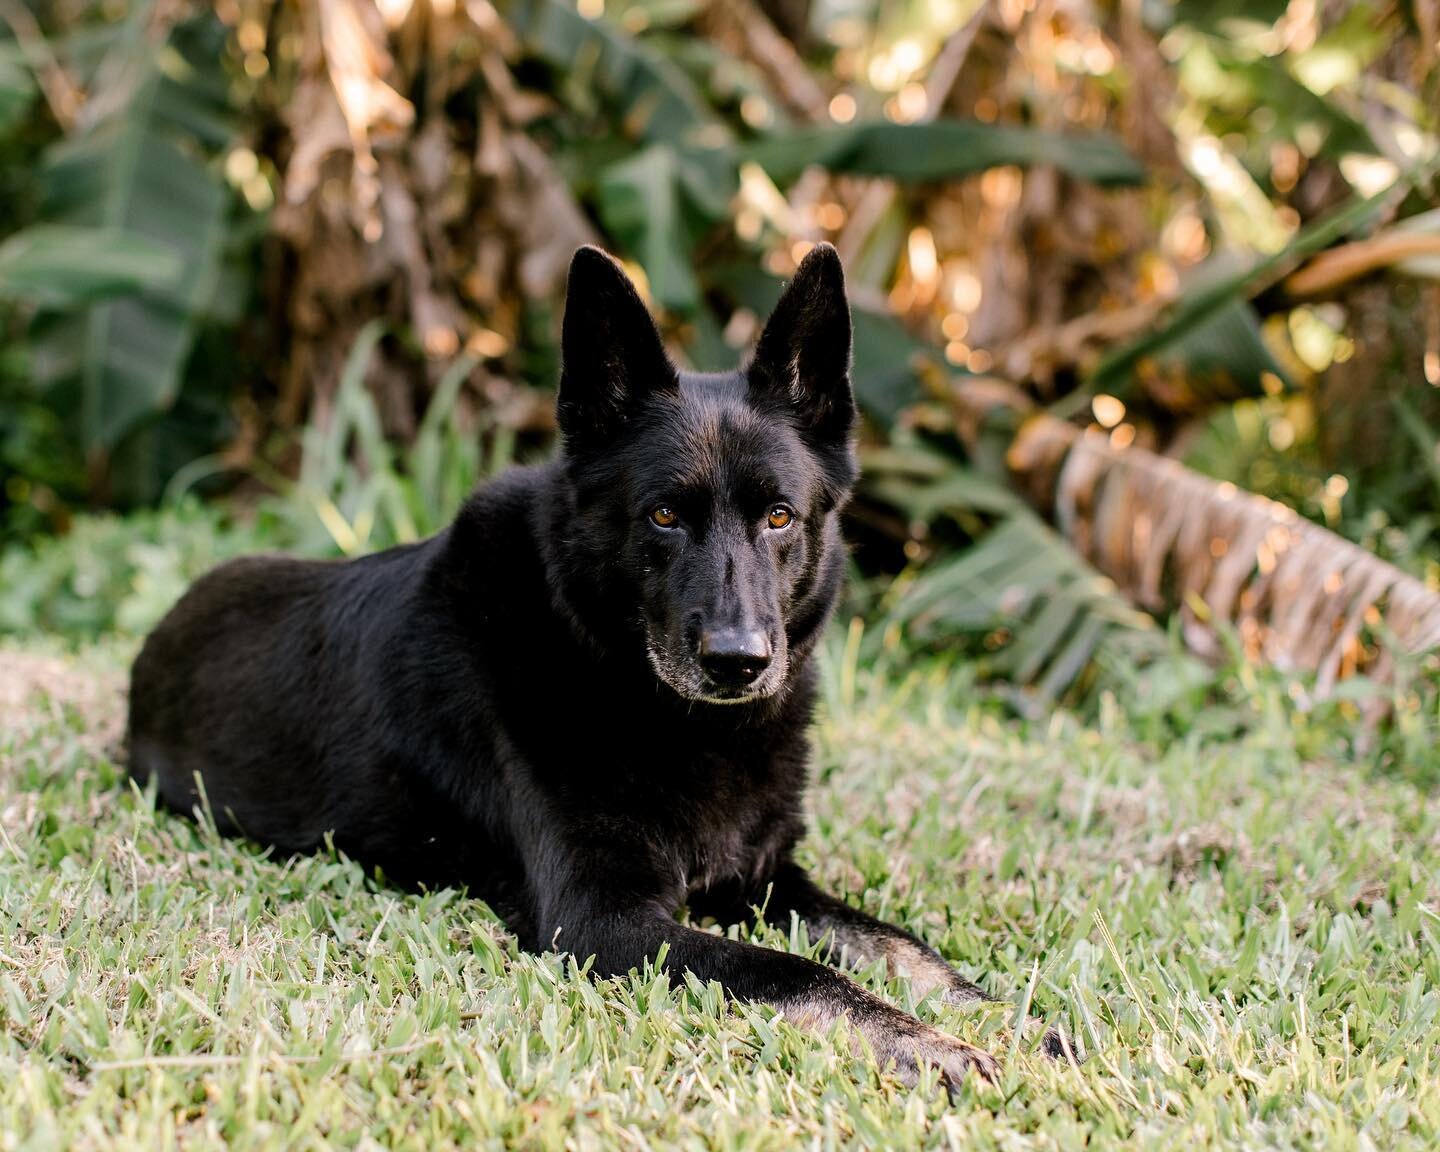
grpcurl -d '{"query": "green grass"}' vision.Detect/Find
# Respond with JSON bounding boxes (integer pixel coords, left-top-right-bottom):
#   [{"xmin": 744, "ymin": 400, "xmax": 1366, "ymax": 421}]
[{"xmin": 2, "ymin": 637, "xmax": 1439, "ymax": 1150}]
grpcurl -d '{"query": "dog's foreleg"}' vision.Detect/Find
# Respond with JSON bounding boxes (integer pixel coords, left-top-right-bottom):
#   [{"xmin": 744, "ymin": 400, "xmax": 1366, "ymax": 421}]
[
  {"xmin": 538, "ymin": 898, "xmax": 998, "ymax": 1091},
  {"xmin": 760, "ymin": 862, "xmax": 985, "ymax": 1004},
  {"xmin": 762, "ymin": 863, "xmax": 1069, "ymax": 1059}
]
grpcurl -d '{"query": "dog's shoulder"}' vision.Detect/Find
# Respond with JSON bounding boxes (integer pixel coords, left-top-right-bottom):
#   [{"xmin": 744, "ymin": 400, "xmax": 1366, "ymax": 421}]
[
  {"xmin": 441, "ymin": 461, "xmax": 552, "ymax": 555},
  {"xmin": 428, "ymin": 462, "xmax": 557, "ymax": 601}
]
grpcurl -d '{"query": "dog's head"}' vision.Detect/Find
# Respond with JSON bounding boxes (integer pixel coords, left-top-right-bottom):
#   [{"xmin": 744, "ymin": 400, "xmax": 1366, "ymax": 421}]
[{"xmin": 555, "ymin": 244, "xmax": 857, "ymax": 704}]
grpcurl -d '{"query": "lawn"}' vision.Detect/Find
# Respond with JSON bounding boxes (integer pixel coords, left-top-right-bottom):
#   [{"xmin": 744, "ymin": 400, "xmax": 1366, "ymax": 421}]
[{"xmin": 2, "ymin": 637, "xmax": 1438, "ymax": 1150}]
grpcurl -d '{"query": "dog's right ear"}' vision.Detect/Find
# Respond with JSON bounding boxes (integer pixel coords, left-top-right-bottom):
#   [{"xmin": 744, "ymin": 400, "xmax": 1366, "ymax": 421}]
[{"xmin": 557, "ymin": 247, "xmax": 676, "ymax": 455}]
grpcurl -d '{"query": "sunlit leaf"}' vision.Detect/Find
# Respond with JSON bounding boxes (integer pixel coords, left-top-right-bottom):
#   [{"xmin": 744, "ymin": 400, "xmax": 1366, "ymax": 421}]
[
  {"xmin": 746, "ymin": 121, "xmax": 1145, "ymax": 187},
  {"xmin": 29, "ymin": 15, "xmax": 232, "ymax": 462},
  {"xmin": 1083, "ymin": 188, "xmax": 1391, "ymax": 406},
  {"xmin": 0, "ymin": 225, "xmax": 182, "ymax": 306},
  {"xmin": 598, "ymin": 144, "xmax": 703, "ymax": 312},
  {"xmin": 504, "ymin": 0, "xmax": 728, "ymax": 147},
  {"xmin": 1161, "ymin": 0, "xmax": 1289, "ymax": 32},
  {"xmin": 1394, "ymin": 209, "xmax": 1440, "ymax": 280},
  {"xmin": 0, "ymin": 44, "xmax": 35, "ymax": 134}
]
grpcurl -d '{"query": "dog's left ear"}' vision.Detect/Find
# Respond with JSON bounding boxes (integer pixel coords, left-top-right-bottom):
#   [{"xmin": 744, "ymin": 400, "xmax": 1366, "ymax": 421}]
[{"xmin": 749, "ymin": 242, "xmax": 854, "ymax": 442}]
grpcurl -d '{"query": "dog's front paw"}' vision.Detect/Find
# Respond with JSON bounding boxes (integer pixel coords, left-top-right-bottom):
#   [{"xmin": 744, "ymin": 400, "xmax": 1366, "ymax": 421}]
[
  {"xmin": 1039, "ymin": 1024, "xmax": 1079, "ymax": 1062},
  {"xmin": 935, "ymin": 979, "xmax": 1076, "ymax": 1065},
  {"xmin": 869, "ymin": 1016, "xmax": 999, "ymax": 1093},
  {"xmin": 910, "ymin": 1028, "xmax": 1000, "ymax": 1093}
]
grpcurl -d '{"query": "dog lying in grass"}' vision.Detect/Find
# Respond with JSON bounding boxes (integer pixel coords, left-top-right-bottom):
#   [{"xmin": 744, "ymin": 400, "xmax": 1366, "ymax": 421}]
[{"xmin": 128, "ymin": 243, "xmax": 1055, "ymax": 1092}]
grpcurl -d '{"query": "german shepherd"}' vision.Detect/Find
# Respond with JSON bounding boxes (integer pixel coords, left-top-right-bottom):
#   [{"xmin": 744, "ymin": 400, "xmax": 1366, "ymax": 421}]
[{"xmin": 128, "ymin": 244, "xmax": 1047, "ymax": 1091}]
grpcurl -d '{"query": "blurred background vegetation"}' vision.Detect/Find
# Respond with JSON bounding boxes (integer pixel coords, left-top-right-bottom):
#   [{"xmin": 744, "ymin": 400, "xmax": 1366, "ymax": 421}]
[{"xmin": 1, "ymin": 0, "xmax": 1439, "ymax": 738}]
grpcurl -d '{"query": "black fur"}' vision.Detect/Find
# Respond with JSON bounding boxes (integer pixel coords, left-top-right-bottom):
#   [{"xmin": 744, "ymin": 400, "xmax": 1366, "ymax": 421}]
[{"xmin": 127, "ymin": 244, "xmax": 1037, "ymax": 1091}]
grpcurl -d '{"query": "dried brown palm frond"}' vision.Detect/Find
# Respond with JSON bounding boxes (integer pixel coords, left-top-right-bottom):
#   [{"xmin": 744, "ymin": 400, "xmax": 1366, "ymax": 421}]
[
  {"xmin": 957, "ymin": 380, "xmax": 1440, "ymax": 696},
  {"xmin": 248, "ymin": 0, "xmax": 584, "ymax": 443}
]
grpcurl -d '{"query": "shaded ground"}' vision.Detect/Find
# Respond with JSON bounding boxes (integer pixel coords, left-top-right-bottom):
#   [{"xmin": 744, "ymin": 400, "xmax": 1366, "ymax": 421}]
[{"xmin": 2, "ymin": 640, "xmax": 1438, "ymax": 1149}]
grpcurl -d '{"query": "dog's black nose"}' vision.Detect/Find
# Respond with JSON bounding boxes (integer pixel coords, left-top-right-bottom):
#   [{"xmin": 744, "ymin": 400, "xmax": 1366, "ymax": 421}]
[{"xmin": 698, "ymin": 629, "xmax": 772, "ymax": 688}]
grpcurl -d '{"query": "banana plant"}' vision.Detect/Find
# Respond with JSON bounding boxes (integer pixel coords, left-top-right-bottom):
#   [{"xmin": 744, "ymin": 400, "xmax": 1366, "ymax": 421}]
[{"xmin": 24, "ymin": 5, "xmax": 236, "ymax": 500}]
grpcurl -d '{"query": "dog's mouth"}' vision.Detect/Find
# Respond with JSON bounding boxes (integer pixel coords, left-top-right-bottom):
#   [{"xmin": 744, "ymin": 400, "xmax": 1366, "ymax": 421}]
[
  {"xmin": 643, "ymin": 637, "xmax": 787, "ymax": 705},
  {"xmin": 693, "ymin": 672, "xmax": 782, "ymax": 704}
]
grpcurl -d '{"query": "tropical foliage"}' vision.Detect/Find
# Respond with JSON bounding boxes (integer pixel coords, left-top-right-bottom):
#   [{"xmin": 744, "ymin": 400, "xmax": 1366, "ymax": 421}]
[{"xmin": 2, "ymin": 0, "xmax": 1439, "ymax": 711}]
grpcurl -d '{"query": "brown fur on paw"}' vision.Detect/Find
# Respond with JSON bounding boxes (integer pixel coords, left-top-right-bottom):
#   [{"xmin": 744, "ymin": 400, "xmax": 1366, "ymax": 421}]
[
  {"xmin": 867, "ymin": 1015, "xmax": 1000, "ymax": 1091},
  {"xmin": 1040, "ymin": 1024, "xmax": 1079, "ymax": 1062},
  {"xmin": 774, "ymin": 980, "xmax": 1000, "ymax": 1095},
  {"xmin": 823, "ymin": 925, "xmax": 986, "ymax": 1006},
  {"xmin": 908, "ymin": 1029, "xmax": 1000, "ymax": 1092}
]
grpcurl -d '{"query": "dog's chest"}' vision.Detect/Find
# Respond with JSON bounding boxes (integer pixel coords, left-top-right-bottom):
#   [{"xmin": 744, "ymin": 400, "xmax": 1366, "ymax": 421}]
[
  {"xmin": 681, "ymin": 811, "xmax": 770, "ymax": 894},
  {"xmin": 666, "ymin": 753, "xmax": 801, "ymax": 895}
]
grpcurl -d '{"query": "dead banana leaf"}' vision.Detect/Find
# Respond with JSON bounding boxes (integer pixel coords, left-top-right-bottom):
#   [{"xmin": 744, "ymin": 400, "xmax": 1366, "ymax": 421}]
[
  {"xmin": 317, "ymin": 0, "xmax": 416, "ymax": 240},
  {"xmin": 959, "ymin": 380, "xmax": 1440, "ymax": 695}
]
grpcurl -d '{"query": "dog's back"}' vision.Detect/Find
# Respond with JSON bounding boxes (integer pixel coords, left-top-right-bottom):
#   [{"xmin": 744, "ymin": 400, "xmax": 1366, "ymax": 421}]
[
  {"xmin": 126, "ymin": 468, "xmax": 544, "ymax": 882},
  {"xmin": 129, "ymin": 551, "xmax": 338, "ymax": 836}
]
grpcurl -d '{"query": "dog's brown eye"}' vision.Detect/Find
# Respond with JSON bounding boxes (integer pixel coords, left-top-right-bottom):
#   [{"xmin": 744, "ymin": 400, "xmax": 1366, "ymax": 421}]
[
  {"xmin": 767, "ymin": 505, "xmax": 794, "ymax": 530},
  {"xmin": 650, "ymin": 505, "xmax": 678, "ymax": 528}
]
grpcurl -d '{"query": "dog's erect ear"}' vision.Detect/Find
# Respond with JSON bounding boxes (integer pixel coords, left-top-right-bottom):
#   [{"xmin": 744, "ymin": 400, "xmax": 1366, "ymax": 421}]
[
  {"xmin": 749, "ymin": 243, "xmax": 854, "ymax": 442},
  {"xmin": 558, "ymin": 246, "xmax": 676, "ymax": 454}
]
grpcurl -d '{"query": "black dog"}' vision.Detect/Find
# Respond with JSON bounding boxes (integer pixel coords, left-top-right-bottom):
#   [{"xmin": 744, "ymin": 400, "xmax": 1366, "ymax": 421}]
[{"xmin": 128, "ymin": 244, "xmax": 1020, "ymax": 1090}]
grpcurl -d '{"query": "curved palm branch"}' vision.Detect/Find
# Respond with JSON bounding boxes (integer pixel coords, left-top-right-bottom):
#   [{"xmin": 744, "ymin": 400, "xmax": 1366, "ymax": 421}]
[{"xmin": 976, "ymin": 384, "xmax": 1440, "ymax": 696}]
